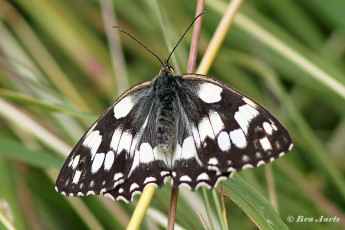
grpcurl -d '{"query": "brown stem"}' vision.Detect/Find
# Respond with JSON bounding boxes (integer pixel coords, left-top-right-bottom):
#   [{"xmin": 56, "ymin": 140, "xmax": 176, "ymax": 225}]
[
  {"xmin": 187, "ymin": 0, "xmax": 205, "ymax": 73},
  {"xmin": 167, "ymin": 187, "xmax": 179, "ymax": 230}
]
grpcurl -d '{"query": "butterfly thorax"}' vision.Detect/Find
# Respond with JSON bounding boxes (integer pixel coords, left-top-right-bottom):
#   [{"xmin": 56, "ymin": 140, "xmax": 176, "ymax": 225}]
[{"xmin": 153, "ymin": 66, "xmax": 178, "ymax": 152}]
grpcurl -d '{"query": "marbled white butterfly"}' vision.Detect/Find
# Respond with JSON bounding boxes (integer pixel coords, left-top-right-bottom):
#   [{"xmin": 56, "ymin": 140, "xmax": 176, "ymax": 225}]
[{"xmin": 55, "ymin": 13, "xmax": 293, "ymax": 203}]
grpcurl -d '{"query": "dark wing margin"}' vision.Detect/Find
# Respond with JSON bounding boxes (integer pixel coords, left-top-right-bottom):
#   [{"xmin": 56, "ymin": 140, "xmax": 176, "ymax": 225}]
[
  {"xmin": 174, "ymin": 74, "xmax": 292, "ymax": 175},
  {"xmin": 55, "ymin": 81, "xmax": 170, "ymax": 202}
]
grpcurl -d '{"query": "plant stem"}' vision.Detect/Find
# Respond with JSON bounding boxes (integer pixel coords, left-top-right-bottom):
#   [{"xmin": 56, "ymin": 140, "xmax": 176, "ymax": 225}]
[
  {"xmin": 266, "ymin": 164, "xmax": 278, "ymax": 213},
  {"xmin": 167, "ymin": 187, "xmax": 179, "ymax": 230}
]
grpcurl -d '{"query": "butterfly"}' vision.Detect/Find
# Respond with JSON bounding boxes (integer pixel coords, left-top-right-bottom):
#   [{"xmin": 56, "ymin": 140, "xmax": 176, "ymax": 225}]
[{"xmin": 55, "ymin": 13, "xmax": 293, "ymax": 203}]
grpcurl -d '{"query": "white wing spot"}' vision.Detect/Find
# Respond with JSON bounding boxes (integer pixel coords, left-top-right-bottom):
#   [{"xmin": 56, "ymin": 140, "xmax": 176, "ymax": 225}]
[
  {"xmin": 241, "ymin": 104, "xmax": 257, "ymax": 119},
  {"xmin": 195, "ymin": 182, "xmax": 212, "ymax": 190},
  {"xmin": 139, "ymin": 143, "xmax": 154, "ymax": 163},
  {"xmin": 260, "ymin": 137, "xmax": 272, "ymax": 151},
  {"xmin": 227, "ymin": 167, "xmax": 237, "ymax": 172},
  {"xmin": 209, "ymin": 111, "xmax": 224, "ymax": 136},
  {"xmin": 71, "ymin": 155, "xmax": 80, "ymax": 169},
  {"xmin": 129, "ymin": 150, "xmax": 140, "ymax": 176},
  {"xmin": 242, "ymin": 155, "xmax": 249, "ymax": 162},
  {"xmin": 234, "ymin": 111, "xmax": 250, "ymax": 135},
  {"xmin": 269, "ymin": 119, "xmax": 278, "ymax": 131},
  {"xmin": 229, "ymin": 129, "xmax": 247, "ymax": 148},
  {"xmin": 208, "ymin": 165, "xmax": 219, "ymax": 171},
  {"xmin": 130, "ymin": 183, "xmax": 139, "ymax": 192},
  {"xmin": 180, "ymin": 175, "xmax": 192, "ymax": 182},
  {"xmin": 275, "ymin": 141, "xmax": 281, "ymax": 149},
  {"xmin": 198, "ymin": 82, "xmax": 222, "ymax": 103},
  {"xmin": 235, "ymin": 104, "xmax": 257, "ymax": 134},
  {"xmin": 181, "ymin": 136, "xmax": 197, "ymax": 160},
  {"xmin": 114, "ymin": 96, "xmax": 134, "ymax": 119},
  {"xmin": 263, "ymin": 122, "xmax": 274, "ymax": 135},
  {"xmin": 83, "ymin": 131, "xmax": 102, "ymax": 159},
  {"xmin": 172, "ymin": 143, "xmax": 182, "ymax": 164},
  {"xmin": 257, "ymin": 160, "xmax": 265, "ymax": 167},
  {"xmin": 87, "ymin": 191, "xmax": 95, "ymax": 196},
  {"xmin": 114, "ymin": 173, "xmax": 124, "ymax": 181},
  {"xmin": 72, "ymin": 170, "xmax": 82, "ymax": 184},
  {"xmin": 91, "ymin": 153, "xmax": 105, "ymax": 173},
  {"xmin": 256, "ymin": 152, "xmax": 262, "ymax": 158},
  {"xmin": 104, "ymin": 151, "xmax": 115, "ymax": 171},
  {"xmin": 242, "ymin": 164, "xmax": 253, "ymax": 169},
  {"xmin": 144, "ymin": 177, "xmax": 156, "ymax": 184},
  {"xmin": 208, "ymin": 157, "xmax": 218, "ymax": 165},
  {"xmin": 198, "ymin": 117, "xmax": 215, "ymax": 143},
  {"xmin": 164, "ymin": 176, "xmax": 171, "ymax": 184},
  {"xmin": 117, "ymin": 131, "xmax": 132, "ymax": 154},
  {"xmin": 217, "ymin": 131, "xmax": 231, "ymax": 151},
  {"xmin": 104, "ymin": 193, "xmax": 115, "ymax": 201},
  {"xmin": 68, "ymin": 158, "xmax": 73, "ymax": 167},
  {"xmin": 197, "ymin": 173, "xmax": 209, "ymax": 181},
  {"xmin": 160, "ymin": 171, "xmax": 170, "ymax": 177},
  {"xmin": 243, "ymin": 103, "xmax": 259, "ymax": 117},
  {"xmin": 110, "ymin": 128, "xmax": 122, "ymax": 152},
  {"xmin": 129, "ymin": 183, "xmax": 139, "ymax": 192},
  {"xmin": 179, "ymin": 183, "xmax": 192, "ymax": 190},
  {"xmin": 279, "ymin": 152, "xmax": 285, "ymax": 157},
  {"xmin": 129, "ymin": 142, "xmax": 154, "ymax": 176}
]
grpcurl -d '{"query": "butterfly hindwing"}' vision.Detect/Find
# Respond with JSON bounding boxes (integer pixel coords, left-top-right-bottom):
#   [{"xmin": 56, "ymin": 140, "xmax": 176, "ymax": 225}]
[{"xmin": 178, "ymin": 74, "xmax": 293, "ymax": 173}]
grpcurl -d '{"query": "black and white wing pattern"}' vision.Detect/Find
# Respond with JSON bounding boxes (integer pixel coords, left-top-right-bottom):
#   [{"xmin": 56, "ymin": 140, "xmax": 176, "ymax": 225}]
[
  {"xmin": 174, "ymin": 74, "xmax": 292, "ymax": 175},
  {"xmin": 55, "ymin": 81, "xmax": 171, "ymax": 202},
  {"xmin": 55, "ymin": 68, "xmax": 293, "ymax": 203}
]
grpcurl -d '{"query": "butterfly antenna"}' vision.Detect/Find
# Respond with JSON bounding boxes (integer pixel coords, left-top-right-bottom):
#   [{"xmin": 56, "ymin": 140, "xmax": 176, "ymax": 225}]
[
  {"xmin": 166, "ymin": 9, "xmax": 207, "ymax": 63},
  {"xmin": 113, "ymin": 26, "xmax": 165, "ymax": 67}
]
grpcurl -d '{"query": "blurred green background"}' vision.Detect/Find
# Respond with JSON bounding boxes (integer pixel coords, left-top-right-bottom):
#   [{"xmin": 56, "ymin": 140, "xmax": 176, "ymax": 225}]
[{"xmin": 1, "ymin": 0, "xmax": 345, "ymax": 229}]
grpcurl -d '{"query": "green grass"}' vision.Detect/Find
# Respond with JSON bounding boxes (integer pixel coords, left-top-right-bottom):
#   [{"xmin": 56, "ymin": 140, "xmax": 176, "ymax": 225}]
[{"xmin": 1, "ymin": 0, "xmax": 345, "ymax": 229}]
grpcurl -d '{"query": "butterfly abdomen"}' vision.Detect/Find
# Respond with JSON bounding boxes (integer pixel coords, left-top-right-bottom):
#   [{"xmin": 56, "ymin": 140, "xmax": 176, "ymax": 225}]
[{"xmin": 154, "ymin": 69, "xmax": 178, "ymax": 151}]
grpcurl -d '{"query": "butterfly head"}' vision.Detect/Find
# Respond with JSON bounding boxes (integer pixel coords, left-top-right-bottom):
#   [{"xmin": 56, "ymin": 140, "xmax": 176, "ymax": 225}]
[
  {"xmin": 163, "ymin": 60, "xmax": 174, "ymax": 72},
  {"xmin": 157, "ymin": 60, "xmax": 174, "ymax": 76}
]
